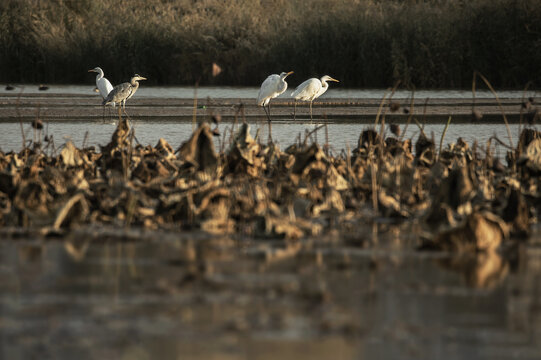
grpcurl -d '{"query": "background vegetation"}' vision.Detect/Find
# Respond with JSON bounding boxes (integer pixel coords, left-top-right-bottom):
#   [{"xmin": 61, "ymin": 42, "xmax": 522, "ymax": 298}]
[{"xmin": 1, "ymin": 0, "xmax": 540, "ymax": 88}]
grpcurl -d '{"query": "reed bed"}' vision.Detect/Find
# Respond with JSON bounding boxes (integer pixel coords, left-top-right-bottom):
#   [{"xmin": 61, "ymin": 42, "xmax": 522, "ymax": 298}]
[{"xmin": 1, "ymin": 0, "xmax": 540, "ymax": 88}]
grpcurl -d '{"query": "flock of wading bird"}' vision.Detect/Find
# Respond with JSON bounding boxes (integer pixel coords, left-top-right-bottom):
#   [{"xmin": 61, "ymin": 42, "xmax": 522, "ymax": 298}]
[
  {"xmin": 88, "ymin": 67, "xmax": 338, "ymax": 122},
  {"xmin": 81, "ymin": 68, "xmax": 540, "ymax": 249}
]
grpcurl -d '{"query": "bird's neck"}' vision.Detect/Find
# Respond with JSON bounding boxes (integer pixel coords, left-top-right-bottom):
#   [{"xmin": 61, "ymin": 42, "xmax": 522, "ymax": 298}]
[
  {"xmin": 131, "ymin": 81, "xmax": 140, "ymax": 92},
  {"xmin": 279, "ymin": 78, "xmax": 288, "ymax": 91}
]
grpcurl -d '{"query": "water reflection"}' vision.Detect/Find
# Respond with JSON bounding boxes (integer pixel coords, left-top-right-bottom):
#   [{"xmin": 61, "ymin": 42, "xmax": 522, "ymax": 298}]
[
  {"xmin": 438, "ymin": 251, "xmax": 510, "ymax": 289},
  {"xmin": 0, "ymin": 227, "xmax": 540, "ymax": 359}
]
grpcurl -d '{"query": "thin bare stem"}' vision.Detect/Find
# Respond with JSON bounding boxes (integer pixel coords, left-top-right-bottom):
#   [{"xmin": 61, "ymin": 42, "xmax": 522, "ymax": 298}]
[
  {"xmin": 471, "ymin": 71, "xmax": 477, "ymax": 113},
  {"xmin": 82, "ymin": 131, "xmax": 89, "ymax": 148},
  {"xmin": 374, "ymin": 88, "xmax": 391, "ymax": 126},
  {"xmin": 489, "ymin": 135, "xmax": 514, "ymax": 150},
  {"xmin": 302, "ymin": 124, "xmax": 325, "ymax": 146},
  {"xmin": 400, "ymin": 91, "xmax": 415, "ymax": 142},
  {"xmin": 438, "ymin": 116, "xmax": 452, "ymax": 160},
  {"xmin": 475, "ymin": 71, "xmax": 514, "ymax": 148},
  {"xmin": 371, "ymin": 162, "xmax": 378, "ymax": 212},
  {"xmin": 192, "ymin": 81, "xmax": 199, "ymax": 132},
  {"xmin": 16, "ymin": 88, "xmax": 26, "ymax": 150},
  {"xmin": 519, "ymin": 81, "xmax": 533, "ymax": 134}
]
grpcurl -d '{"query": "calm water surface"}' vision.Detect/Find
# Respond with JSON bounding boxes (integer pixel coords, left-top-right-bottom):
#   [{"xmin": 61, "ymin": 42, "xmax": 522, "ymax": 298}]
[
  {"xmin": 0, "ymin": 226, "xmax": 540, "ymax": 360},
  {"xmin": 0, "ymin": 119, "xmax": 527, "ymax": 153}
]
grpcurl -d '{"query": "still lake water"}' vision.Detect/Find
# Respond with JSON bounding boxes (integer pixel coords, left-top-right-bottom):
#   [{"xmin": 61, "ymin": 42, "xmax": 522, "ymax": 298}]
[
  {"xmin": 0, "ymin": 119, "xmax": 524, "ymax": 154},
  {"xmin": 1, "ymin": 227, "xmax": 540, "ymax": 360}
]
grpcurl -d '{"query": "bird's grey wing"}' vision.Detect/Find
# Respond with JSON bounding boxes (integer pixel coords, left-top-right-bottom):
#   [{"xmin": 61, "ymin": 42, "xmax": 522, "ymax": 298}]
[
  {"xmin": 126, "ymin": 82, "xmax": 139, "ymax": 100},
  {"xmin": 103, "ymin": 82, "xmax": 130, "ymax": 104}
]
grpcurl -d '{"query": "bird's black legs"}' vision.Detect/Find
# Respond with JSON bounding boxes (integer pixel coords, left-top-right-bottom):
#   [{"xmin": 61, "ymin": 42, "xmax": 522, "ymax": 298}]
[
  {"xmin": 121, "ymin": 101, "xmax": 134, "ymax": 125},
  {"xmin": 309, "ymin": 101, "xmax": 314, "ymax": 123},
  {"xmin": 262, "ymin": 104, "xmax": 271, "ymax": 122},
  {"xmin": 263, "ymin": 105, "xmax": 273, "ymax": 143},
  {"xmin": 122, "ymin": 107, "xmax": 131, "ymax": 119},
  {"xmin": 293, "ymin": 99, "xmax": 297, "ymax": 121},
  {"xmin": 121, "ymin": 101, "xmax": 127, "ymax": 117},
  {"xmin": 267, "ymin": 118, "xmax": 273, "ymax": 143},
  {"xmin": 117, "ymin": 103, "xmax": 132, "ymax": 124},
  {"xmin": 102, "ymin": 105, "xmax": 114, "ymax": 123}
]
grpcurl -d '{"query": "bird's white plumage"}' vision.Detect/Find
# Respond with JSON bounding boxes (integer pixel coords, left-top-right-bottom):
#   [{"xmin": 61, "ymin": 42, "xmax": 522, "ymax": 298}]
[
  {"xmin": 291, "ymin": 75, "xmax": 339, "ymax": 121},
  {"xmin": 257, "ymin": 71, "xmax": 294, "ymax": 107},
  {"xmin": 97, "ymin": 78, "xmax": 113, "ymax": 98},
  {"xmin": 291, "ymin": 75, "xmax": 338, "ymax": 102},
  {"xmin": 97, "ymin": 75, "xmax": 113, "ymax": 99},
  {"xmin": 89, "ymin": 67, "xmax": 115, "ymax": 106},
  {"xmin": 89, "ymin": 67, "xmax": 112, "ymax": 99}
]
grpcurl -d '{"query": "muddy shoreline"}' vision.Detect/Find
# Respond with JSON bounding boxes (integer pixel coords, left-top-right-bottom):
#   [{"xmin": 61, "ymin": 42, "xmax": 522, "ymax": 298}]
[{"xmin": 0, "ymin": 94, "xmax": 535, "ymax": 122}]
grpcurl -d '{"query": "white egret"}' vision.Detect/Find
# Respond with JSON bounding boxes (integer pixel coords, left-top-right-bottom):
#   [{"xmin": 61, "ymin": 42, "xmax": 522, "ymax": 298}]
[
  {"xmin": 102, "ymin": 74, "xmax": 147, "ymax": 118},
  {"xmin": 257, "ymin": 71, "xmax": 294, "ymax": 121},
  {"xmin": 88, "ymin": 67, "xmax": 114, "ymax": 105},
  {"xmin": 291, "ymin": 75, "xmax": 339, "ymax": 121}
]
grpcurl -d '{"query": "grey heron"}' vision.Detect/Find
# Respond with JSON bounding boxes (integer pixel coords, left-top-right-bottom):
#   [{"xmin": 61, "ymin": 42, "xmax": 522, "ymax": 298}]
[{"xmin": 102, "ymin": 74, "xmax": 147, "ymax": 117}]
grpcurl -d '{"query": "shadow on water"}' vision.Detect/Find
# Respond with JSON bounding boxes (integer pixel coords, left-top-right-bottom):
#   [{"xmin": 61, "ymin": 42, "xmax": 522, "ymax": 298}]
[{"xmin": 1, "ymin": 224, "xmax": 540, "ymax": 360}]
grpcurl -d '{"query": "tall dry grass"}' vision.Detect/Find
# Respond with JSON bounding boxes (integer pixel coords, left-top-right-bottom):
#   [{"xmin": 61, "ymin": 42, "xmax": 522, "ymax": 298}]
[{"xmin": 0, "ymin": 0, "xmax": 540, "ymax": 88}]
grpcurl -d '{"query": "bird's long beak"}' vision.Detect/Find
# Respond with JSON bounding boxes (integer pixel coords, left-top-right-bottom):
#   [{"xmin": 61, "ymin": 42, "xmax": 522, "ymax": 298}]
[
  {"xmin": 286, "ymin": 71, "xmax": 294, "ymax": 76},
  {"xmin": 330, "ymin": 77, "xmax": 339, "ymax": 82},
  {"xmin": 88, "ymin": 69, "xmax": 95, "ymax": 72},
  {"xmin": 139, "ymin": 76, "xmax": 147, "ymax": 81}
]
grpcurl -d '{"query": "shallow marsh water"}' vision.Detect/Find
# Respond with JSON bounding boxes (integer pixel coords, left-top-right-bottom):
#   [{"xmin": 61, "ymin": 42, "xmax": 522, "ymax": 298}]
[
  {"xmin": 0, "ymin": 85, "xmax": 537, "ymax": 152},
  {"xmin": 1, "ymin": 224, "xmax": 541, "ymax": 360},
  {"xmin": 0, "ymin": 119, "xmax": 528, "ymax": 154}
]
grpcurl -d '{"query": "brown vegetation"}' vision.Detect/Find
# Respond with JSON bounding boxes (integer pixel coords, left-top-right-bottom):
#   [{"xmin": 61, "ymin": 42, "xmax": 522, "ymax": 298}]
[{"xmin": 0, "ymin": 116, "xmax": 539, "ymax": 256}]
